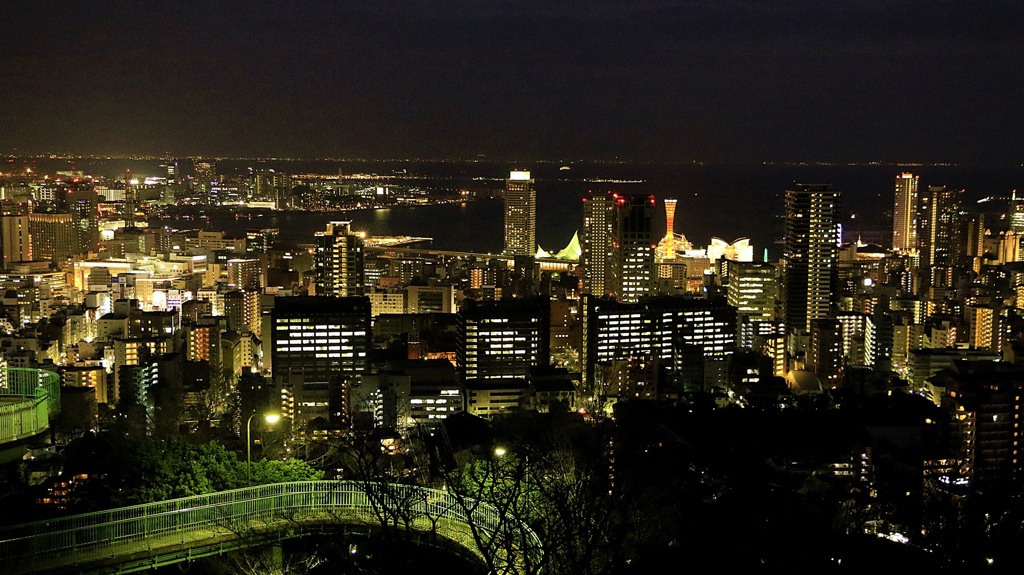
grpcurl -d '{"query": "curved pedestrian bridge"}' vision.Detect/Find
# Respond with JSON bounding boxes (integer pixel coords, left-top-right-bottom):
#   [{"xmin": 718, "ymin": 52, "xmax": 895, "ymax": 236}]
[
  {"xmin": 0, "ymin": 368, "xmax": 61, "ymax": 447},
  {"xmin": 0, "ymin": 481, "xmax": 541, "ymax": 575}
]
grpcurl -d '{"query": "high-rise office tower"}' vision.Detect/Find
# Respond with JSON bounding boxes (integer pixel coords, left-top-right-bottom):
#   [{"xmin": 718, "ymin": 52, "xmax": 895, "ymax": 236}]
[
  {"xmin": 0, "ymin": 213, "xmax": 31, "ymax": 267},
  {"xmin": 503, "ymin": 170, "xmax": 536, "ymax": 256},
  {"xmin": 251, "ymin": 169, "xmax": 271, "ymax": 202},
  {"xmin": 67, "ymin": 189, "xmax": 100, "ymax": 255},
  {"xmin": 581, "ymin": 191, "xmax": 612, "ymax": 296},
  {"xmin": 610, "ymin": 194, "xmax": 656, "ymax": 303},
  {"xmin": 29, "ymin": 212, "xmax": 76, "ymax": 263},
  {"xmin": 783, "ymin": 183, "xmax": 841, "ymax": 333},
  {"xmin": 195, "ymin": 161, "xmax": 216, "ymax": 204},
  {"xmin": 314, "ymin": 221, "xmax": 364, "ymax": 297},
  {"xmin": 727, "ymin": 260, "xmax": 777, "ymax": 324},
  {"xmin": 270, "ymin": 296, "xmax": 371, "ymax": 382},
  {"xmin": 123, "ymin": 169, "xmax": 138, "ymax": 229},
  {"xmin": 270, "ymin": 296, "xmax": 371, "ymax": 427},
  {"xmin": 1007, "ymin": 189, "xmax": 1024, "ymax": 231},
  {"xmin": 457, "ymin": 296, "xmax": 550, "ymax": 381},
  {"xmin": 919, "ymin": 185, "xmax": 962, "ymax": 267},
  {"xmin": 1010, "ymin": 190, "xmax": 1024, "ymax": 233},
  {"xmin": 918, "ymin": 185, "xmax": 963, "ymax": 288},
  {"xmin": 892, "ymin": 172, "xmax": 919, "ymax": 251},
  {"xmin": 272, "ymin": 172, "xmax": 293, "ymax": 210},
  {"xmin": 582, "ymin": 295, "xmax": 736, "ymax": 395},
  {"xmin": 164, "ymin": 159, "xmax": 179, "ymax": 185}
]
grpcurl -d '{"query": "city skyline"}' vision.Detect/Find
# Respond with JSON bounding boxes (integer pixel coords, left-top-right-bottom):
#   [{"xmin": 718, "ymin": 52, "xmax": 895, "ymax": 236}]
[
  {"xmin": 3, "ymin": 156, "xmax": 1024, "ymax": 571},
  {"xmin": 2, "ymin": 2, "xmax": 1022, "ymax": 164},
  {"xmin": 3, "ymin": 0, "xmax": 1024, "ymax": 561}
]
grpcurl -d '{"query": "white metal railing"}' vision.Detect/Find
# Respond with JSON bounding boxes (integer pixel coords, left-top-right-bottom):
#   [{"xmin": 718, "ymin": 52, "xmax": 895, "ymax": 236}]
[
  {"xmin": 0, "ymin": 480, "xmax": 542, "ymax": 575},
  {"xmin": 0, "ymin": 395, "xmax": 49, "ymax": 444},
  {"xmin": 0, "ymin": 368, "xmax": 61, "ymax": 445}
]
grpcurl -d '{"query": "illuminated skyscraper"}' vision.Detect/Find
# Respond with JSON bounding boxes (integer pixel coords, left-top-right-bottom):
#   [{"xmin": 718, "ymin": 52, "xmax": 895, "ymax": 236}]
[
  {"xmin": 29, "ymin": 212, "xmax": 75, "ymax": 263},
  {"xmin": 917, "ymin": 183, "xmax": 962, "ymax": 290},
  {"xmin": 270, "ymin": 296, "xmax": 370, "ymax": 383},
  {"xmin": 226, "ymin": 258, "xmax": 262, "ymax": 291},
  {"xmin": 195, "ymin": 161, "xmax": 216, "ymax": 204},
  {"xmin": 223, "ymin": 289, "xmax": 262, "ymax": 336},
  {"xmin": 0, "ymin": 213, "xmax": 31, "ymax": 267},
  {"xmin": 1009, "ymin": 190, "xmax": 1024, "ymax": 233},
  {"xmin": 610, "ymin": 194, "xmax": 656, "ymax": 303},
  {"xmin": 581, "ymin": 191, "xmax": 612, "ymax": 296},
  {"xmin": 272, "ymin": 172, "xmax": 293, "ymax": 210},
  {"xmin": 164, "ymin": 159, "xmax": 179, "ymax": 185},
  {"xmin": 582, "ymin": 295, "xmax": 736, "ymax": 395},
  {"xmin": 123, "ymin": 169, "xmax": 138, "ymax": 229},
  {"xmin": 892, "ymin": 172, "xmax": 919, "ymax": 251},
  {"xmin": 314, "ymin": 221, "xmax": 364, "ymax": 297},
  {"xmin": 270, "ymin": 296, "xmax": 370, "ymax": 428},
  {"xmin": 503, "ymin": 171, "xmax": 536, "ymax": 256},
  {"xmin": 966, "ymin": 213, "xmax": 986, "ymax": 258},
  {"xmin": 457, "ymin": 296, "xmax": 550, "ymax": 382},
  {"xmin": 726, "ymin": 260, "xmax": 776, "ymax": 324},
  {"xmin": 67, "ymin": 189, "xmax": 100, "ymax": 255},
  {"xmin": 921, "ymin": 184, "xmax": 958, "ymax": 272},
  {"xmin": 783, "ymin": 183, "xmax": 840, "ymax": 333},
  {"xmin": 457, "ymin": 296, "xmax": 550, "ymax": 418}
]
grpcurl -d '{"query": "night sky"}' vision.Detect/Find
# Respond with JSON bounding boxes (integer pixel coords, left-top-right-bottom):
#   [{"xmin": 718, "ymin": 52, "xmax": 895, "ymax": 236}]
[{"xmin": 2, "ymin": 1, "xmax": 1022, "ymax": 164}]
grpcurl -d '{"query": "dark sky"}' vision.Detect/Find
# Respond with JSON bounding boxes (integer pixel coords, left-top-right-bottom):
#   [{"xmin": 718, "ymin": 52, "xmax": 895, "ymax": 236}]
[{"xmin": 2, "ymin": 1, "xmax": 1022, "ymax": 164}]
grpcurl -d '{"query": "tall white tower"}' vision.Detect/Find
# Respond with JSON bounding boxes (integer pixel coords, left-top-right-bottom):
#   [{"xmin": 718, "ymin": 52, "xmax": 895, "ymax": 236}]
[
  {"xmin": 892, "ymin": 172, "xmax": 919, "ymax": 251},
  {"xmin": 503, "ymin": 171, "xmax": 536, "ymax": 256}
]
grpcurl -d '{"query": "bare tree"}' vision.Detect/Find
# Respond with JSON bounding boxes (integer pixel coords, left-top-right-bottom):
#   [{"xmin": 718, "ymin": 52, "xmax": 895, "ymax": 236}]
[
  {"xmin": 337, "ymin": 432, "xmax": 439, "ymax": 550},
  {"xmin": 437, "ymin": 425, "xmax": 661, "ymax": 575}
]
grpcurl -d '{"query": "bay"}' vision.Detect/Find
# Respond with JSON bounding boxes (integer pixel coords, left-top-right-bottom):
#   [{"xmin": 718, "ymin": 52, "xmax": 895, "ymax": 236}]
[
  {"xmin": 151, "ymin": 162, "xmax": 1024, "ymax": 262},
  {"xmin": 20, "ymin": 156, "xmax": 1022, "ymax": 260}
]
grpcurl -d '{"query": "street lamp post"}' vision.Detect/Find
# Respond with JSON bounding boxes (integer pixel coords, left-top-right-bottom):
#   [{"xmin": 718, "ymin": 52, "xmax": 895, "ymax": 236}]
[{"xmin": 246, "ymin": 411, "xmax": 281, "ymax": 483}]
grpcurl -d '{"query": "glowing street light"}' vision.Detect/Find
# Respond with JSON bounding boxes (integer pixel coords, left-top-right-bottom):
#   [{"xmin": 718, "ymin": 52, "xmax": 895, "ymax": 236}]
[{"xmin": 246, "ymin": 411, "xmax": 281, "ymax": 483}]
